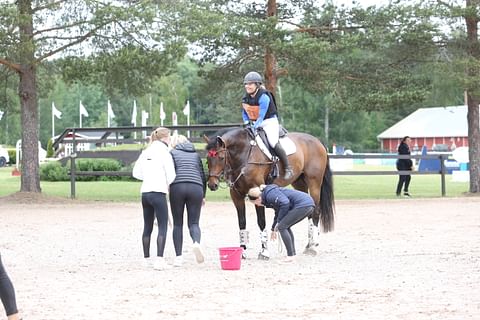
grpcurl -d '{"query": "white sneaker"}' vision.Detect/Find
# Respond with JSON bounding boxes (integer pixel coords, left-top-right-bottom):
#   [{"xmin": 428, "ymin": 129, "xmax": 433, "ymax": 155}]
[
  {"xmin": 153, "ymin": 257, "xmax": 171, "ymax": 270},
  {"xmin": 142, "ymin": 257, "xmax": 152, "ymax": 268},
  {"xmin": 192, "ymin": 243, "xmax": 205, "ymax": 264},
  {"xmin": 173, "ymin": 255, "xmax": 183, "ymax": 267}
]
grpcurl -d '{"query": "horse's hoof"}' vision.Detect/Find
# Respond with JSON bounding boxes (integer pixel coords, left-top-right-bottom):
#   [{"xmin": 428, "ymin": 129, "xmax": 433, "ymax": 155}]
[
  {"xmin": 303, "ymin": 247, "xmax": 317, "ymax": 256},
  {"xmin": 258, "ymin": 253, "xmax": 270, "ymax": 260}
]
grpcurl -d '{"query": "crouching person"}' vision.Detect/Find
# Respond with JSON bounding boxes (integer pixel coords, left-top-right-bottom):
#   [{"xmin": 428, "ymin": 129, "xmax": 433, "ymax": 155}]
[{"xmin": 248, "ymin": 184, "xmax": 315, "ymax": 263}]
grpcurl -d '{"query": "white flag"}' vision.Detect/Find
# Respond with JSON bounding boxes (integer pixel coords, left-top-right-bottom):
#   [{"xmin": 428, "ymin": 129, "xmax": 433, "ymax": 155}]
[
  {"xmin": 131, "ymin": 100, "xmax": 137, "ymax": 125},
  {"xmin": 183, "ymin": 100, "xmax": 190, "ymax": 116},
  {"xmin": 79, "ymin": 101, "xmax": 89, "ymax": 117},
  {"xmin": 160, "ymin": 102, "xmax": 166, "ymax": 121},
  {"xmin": 52, "ymin": 102, "xmax": 62, "ymax": 119},
  {"xmin": 141, "ymin": 110, "xmax": 149, "ymax": 126},
  {"xmin": 107, "ymin": 100, "xmax": 115, "ymax": 119},
  {"xmin": 0, "ymin": 110, "xmax": 4, "ymax": 120},
  {"xmin": 172, "ymin": 111, "xmax": 178, "ymax": 126}
]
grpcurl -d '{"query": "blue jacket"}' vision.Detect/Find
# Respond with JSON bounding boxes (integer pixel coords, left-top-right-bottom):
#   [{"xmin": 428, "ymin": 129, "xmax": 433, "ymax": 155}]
[{"xmin": 261, "ymin": 184, "xmax": 314, "ymax": 230}]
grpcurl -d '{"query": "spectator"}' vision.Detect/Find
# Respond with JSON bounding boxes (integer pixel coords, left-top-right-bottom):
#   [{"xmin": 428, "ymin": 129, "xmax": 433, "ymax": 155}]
[
  {"xmin": 0, "ymin": 254, "xmax": 21, "ymax": 320},
  {"xmin": 133, "ymin": 127, "xmax": 176, "ymax": 270},
  {"xmin": 169, "ymin": 135, "xmax": 207, "ymax": 266},
  {"xmin": 396, "ymin": 136, "xmax": 413, "ymax": 197}
]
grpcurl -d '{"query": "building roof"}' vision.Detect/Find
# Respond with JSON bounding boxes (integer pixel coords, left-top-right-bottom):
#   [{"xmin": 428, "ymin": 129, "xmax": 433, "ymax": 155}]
[{"xmin": 377, "ymin": 105, "xmax": 470, "ymax": 139}]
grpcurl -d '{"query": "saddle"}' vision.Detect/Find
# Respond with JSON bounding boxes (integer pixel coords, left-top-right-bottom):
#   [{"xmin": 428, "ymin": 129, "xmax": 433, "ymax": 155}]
[{"xmin": 246, "ymin": 126, "xmax": 296, "ymax": 182}]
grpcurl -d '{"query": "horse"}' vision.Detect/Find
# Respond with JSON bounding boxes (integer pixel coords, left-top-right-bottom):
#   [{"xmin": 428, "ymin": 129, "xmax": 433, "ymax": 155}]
[{"xmin": 204, "ymin": 127, "xmax": 335, "ymax": 259}]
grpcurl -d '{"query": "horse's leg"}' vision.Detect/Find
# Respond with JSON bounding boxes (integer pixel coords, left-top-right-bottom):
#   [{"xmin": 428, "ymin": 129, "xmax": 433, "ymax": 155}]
[
  {"xmin": 254, "ymin": 205, "xmax": 270, "ymax": 260},
  {"xmin": 293, "ymin": 177, "xmax": 320, "ymax": 255},
  {"xmin": 230, "ymin": 190, "xmax": 249, "ymax": 259}
]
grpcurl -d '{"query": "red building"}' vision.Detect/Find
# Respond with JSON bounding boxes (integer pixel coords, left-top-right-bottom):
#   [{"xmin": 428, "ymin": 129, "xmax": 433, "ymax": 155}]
[{"xmin": 377, "ymin": 105, "xmax": 472, "ymax": 153}]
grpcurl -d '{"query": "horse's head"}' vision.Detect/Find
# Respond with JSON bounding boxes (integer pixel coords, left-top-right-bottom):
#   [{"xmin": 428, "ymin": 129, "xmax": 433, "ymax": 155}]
[
  {"xmin": 204, "ymin": 128, "xmax": 250, "ymax": 191},
  {"xmin": 204, "ymin": 134, "xmax": 227, "ymax": 191}
]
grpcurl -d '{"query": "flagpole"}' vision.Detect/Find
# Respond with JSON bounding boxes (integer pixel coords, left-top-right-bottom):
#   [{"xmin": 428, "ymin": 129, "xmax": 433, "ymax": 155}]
[
  {"xmin": 52, "ymin": 103, "xmax": 55, "ymax": 138},
  {"xmin": 132, "ymin": 100, "xmax": 137, "ymax": 140},
  {"xmin": 160, "ymin": 102, "xmax": 165, "ymax": 126},
  {"xmin": 187, "ymin": 103, "xmax": 190, "ymax": 139},
  {"xmin": 107, "ymin": 100, "xmax": 111, "ymax": 127},
  {"xmin": 184, "ymin": 100, "xmax": 190, "ymax": 138}
]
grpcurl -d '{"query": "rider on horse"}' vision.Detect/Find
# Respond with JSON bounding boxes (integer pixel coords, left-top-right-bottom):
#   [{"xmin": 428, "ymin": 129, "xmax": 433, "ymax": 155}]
[{"xmin": 241, "ymin": 71, "xmax": 293, "ymax": 180}]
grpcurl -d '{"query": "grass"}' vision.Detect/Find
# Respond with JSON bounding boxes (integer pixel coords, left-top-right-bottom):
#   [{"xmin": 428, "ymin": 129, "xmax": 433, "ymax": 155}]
[{"xmin": 0, "ymin": 165, "xmax": 470, "ymax": 202}]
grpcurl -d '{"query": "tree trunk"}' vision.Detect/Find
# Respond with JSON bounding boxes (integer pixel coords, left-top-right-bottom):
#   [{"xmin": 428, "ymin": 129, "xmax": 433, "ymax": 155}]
[
  {"xmin": 18, "ymin": 0, "xmax": 41, "ymax": 193},
  {"xmin": 465, "ymin": 0, "xmax": 480, "ymax": 193},
  {"xmin": 467, "ymin": 95, "xmax": 480, "ymax": 192},
  {"xmin": 19, "ymin": 65, "xmax": 40, "ymax": 192},
  {"xmin": 264, "ymin": 0, "xmax": 277, "ymax": 95}
]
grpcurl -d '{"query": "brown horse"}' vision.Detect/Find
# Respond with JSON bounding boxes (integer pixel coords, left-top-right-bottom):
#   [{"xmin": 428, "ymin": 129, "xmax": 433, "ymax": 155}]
[{"xmin": 204, "ymin": 127, "xmax": 334, "ymax": 259}]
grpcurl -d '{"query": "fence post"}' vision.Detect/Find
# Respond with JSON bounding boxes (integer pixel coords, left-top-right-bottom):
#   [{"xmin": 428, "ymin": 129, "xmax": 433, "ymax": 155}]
[
  {"xmin": 70, "ymin": 130, "xmax": 77, "ymax": 199},
  {"xmin": 440, "ymin": 155, "xmax": 446, "ymax": 197},
  {"xmin": 70, "ymin": 154, "xmax": 76, "ymax": 199}
]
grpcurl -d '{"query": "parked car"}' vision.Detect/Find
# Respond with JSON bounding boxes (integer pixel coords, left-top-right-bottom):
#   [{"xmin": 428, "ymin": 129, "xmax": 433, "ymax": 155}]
[{"xmin": 0, "ymin": 146, "xmax": 10, "ymax": 167}]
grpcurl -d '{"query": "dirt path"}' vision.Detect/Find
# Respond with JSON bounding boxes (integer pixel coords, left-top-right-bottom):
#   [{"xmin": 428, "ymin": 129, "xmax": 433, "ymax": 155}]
[{"xmin": 1, "ymin": 197, "xmax": 479, "ymax": 319}]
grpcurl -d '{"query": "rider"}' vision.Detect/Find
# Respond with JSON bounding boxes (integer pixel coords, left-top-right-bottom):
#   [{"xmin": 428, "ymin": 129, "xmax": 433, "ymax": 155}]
[{"xmin": 241, "ymin": 71, "xmax": 293, "ymax": 180}]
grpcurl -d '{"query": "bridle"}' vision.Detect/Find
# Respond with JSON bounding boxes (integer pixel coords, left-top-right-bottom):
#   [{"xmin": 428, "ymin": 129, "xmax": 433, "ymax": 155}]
[
  {"xmin": 207, "ymin": 137, "xmax": 273, "ymax": 193},
  {"xmin": 207, "ymin": 148, "xmax": 227, "ymax": 180}
]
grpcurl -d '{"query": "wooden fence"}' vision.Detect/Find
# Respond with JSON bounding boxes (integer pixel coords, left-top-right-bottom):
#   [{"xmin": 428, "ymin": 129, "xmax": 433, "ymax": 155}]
[
  {"xmin": 53, "ymin": 126, "xmax": 450, "ymax": 198},
  {"xmin": 53, "ymin": 124, "xmax": 243, "ymax": 198}
]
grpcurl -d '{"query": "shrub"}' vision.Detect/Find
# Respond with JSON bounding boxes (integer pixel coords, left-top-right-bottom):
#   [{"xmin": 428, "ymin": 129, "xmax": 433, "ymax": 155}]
[
  {"xmin": 46, "ymin": 139, "xmax": 54, "ymax": 158},
  {"xmin": 76, "ymin": 159, "xmax": 123, "ymax": 181},
  {"xmin": 40, "ymin": 161, "xmax": 69, "ymax": 181},
  {"xmin": 7, "ymin": 149, "xmax": 15, "ymax": 164},
  {"xmin": 40, "ymin": 159, "xmax": 128, "ymax": 182}
]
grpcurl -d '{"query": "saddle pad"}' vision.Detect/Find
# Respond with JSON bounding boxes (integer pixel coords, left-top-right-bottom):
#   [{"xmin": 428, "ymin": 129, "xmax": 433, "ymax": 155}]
[{"xmin": 255, "ymin": 135, "xmax": 297, "ymax": 160}]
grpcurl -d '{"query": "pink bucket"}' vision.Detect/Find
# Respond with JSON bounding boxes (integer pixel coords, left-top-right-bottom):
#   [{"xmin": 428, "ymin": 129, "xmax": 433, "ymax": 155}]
[{"xmin": 218, "ymin": 247, "xmax": 243, "ymax": 270}]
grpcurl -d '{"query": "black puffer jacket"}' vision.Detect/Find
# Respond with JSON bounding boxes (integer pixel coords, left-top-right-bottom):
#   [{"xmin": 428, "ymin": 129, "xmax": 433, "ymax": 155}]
[
  {"xmin": 170, "ymin": 142, "xmax": 207, "ymax": 196},
  {"xmin": 396, "ymin": 142, "xmax": 413, "ymax": 171}
]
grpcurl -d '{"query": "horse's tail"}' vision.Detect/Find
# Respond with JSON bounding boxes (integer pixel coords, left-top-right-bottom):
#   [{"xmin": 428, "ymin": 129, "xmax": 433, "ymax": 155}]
[{"xmin": 320, "ymin": 157, "xmax": 335, "ymax": 233}]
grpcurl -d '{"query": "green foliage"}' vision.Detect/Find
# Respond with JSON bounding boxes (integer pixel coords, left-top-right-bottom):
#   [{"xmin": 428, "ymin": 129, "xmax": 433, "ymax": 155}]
[
  {"xmin": 40, "ymin": 162, "xmax": 69, "ymax": 181},
  {"xmin": 46, "ymin": 138, "xmax": 54, "ymax": 158},
  {"xmin": 39, "ymin": 159, "xmax": 130, "ymax": 182},
  {"xmin": 1, "ymin": 166, "xmax": 469, "ymax": 201},
  {"xmin": 74, "ymin": 159, "xmax": 123, "ymax": 182},
  {"xmin": 7, "ymin": 149, "xmax": 15, "ymax": 164}
]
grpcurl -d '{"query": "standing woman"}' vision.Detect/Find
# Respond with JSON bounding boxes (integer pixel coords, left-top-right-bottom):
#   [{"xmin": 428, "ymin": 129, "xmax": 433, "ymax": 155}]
[
  {"xmin": 169, "ymin": 135, "xmax": 207, "ymax": 266},
  {"xmin": 0, "ymin": 254, "xmax": 20, "ymax": 320},
  {"xmin": 133, "ymin": 127, "xmax": 176, "ymax": 270},
  {"xmin": 396, "ymin": 136, "xmax": 413, "ymax": 197}
]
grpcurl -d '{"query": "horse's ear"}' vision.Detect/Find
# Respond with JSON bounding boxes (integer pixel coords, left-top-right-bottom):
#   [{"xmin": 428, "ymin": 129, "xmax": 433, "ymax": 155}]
[
  {"xmin": 203, "ymin": 134, "xmax": 210, "ymax": 144},
  {"xmin": 216, "ymin": 136, "xmax": 226, "ymax": 148}
]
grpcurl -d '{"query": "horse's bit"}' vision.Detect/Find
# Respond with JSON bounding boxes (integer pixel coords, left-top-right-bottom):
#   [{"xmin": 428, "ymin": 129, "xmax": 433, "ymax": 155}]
[{"xmin": 207, "ymin": 139, "xmax": 272, "ymax": 193}]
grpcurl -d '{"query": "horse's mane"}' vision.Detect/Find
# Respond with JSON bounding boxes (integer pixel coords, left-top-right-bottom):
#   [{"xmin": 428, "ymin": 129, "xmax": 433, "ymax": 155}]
[{"xmin": 205, "ymin": 127, "xmax": 244, "ymax": 150}]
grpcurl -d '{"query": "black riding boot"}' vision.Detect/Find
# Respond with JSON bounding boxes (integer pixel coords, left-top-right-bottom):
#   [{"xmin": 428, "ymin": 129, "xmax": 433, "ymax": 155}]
[{"xmin": 274, "ymin": 143, "xmax": 293, "ymax": 180}]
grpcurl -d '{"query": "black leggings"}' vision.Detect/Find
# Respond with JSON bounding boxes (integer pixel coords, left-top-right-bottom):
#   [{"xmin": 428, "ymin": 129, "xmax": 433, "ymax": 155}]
[
  {"xmin": 396, "ymin": 174, "xmax": 411, "ymax": 195},
  {"xmin": 141, "ymin": 192, "xmax": 169, "ymax": 258},
  {"xmin": 0, "ymin": 254, "xmax": 18, "ymax": 316},
  {"xmin": 277, "ymin": 206, "xmax": 315, "ymax": 256},
  {"xmin": 169, "ymin": 183, "xmax": 204, "ymax": 256}
]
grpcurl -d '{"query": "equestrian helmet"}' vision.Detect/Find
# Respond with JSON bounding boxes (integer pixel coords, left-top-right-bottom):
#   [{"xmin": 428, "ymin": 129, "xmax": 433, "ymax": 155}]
[{"xmin": 243, "ymin": 71, "xmax": 263, "ymax": 84}]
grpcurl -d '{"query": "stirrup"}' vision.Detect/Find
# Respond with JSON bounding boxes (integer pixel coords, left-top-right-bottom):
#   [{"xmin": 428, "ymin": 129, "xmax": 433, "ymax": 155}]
[{"xmin": 283, "ymin": 167, "xmax": 293, "ymax": 180}]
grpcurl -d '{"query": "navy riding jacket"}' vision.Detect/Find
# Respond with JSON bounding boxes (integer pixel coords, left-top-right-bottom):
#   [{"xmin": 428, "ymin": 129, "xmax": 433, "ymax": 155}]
[{"xmin": 261, "ymin": 184, "xmax": 314, "ymax": 230}]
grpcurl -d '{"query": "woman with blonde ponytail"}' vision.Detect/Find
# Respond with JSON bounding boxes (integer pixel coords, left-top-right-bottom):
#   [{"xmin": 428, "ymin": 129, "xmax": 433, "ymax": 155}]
[{"xmin": 133, "ymin": 127, "xmax": 176, "ymax": 270}]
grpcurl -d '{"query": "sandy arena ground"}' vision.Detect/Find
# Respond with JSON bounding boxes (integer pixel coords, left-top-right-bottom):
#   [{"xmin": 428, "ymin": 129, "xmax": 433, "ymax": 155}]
[{"xmin": 1, "ymin": 195, "xmax": 479, "ymax": 320}]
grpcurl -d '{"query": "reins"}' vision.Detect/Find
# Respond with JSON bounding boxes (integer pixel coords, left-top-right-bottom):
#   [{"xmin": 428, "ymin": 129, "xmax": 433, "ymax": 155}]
[{"xmin": 208, "ymin": 136, "xmax": 273, "ymax": 194}]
